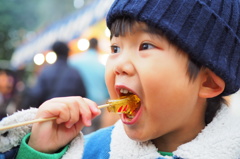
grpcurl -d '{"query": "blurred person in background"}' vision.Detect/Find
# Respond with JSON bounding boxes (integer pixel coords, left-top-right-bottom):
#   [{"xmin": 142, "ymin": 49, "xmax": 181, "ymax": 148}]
[
  {"xmin": 69, "ymin": 38, "xmax": 109, "ymax": 134},
  {"xmin": 0, "ymin": 69, "xmax": 20, "ymax": 120},
  {"xmin": 23, "ymin": 41, "xmax": 86, "ymax": 108}
]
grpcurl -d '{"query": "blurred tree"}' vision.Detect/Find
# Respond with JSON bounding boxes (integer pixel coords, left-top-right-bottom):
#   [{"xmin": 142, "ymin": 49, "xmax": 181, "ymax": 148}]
[{"xmin": 0, "ymin": 0, "xmax": 78, "ymax": 61}]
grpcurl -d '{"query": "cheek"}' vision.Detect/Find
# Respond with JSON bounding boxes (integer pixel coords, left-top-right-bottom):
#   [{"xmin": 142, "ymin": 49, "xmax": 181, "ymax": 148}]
[{"xmin": 140, "ymin": 63, "xmax": 198, "ymax": 111}]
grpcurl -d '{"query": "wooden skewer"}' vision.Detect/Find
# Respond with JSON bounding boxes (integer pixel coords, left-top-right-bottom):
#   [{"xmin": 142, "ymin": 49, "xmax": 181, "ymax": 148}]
[
  {"xmin": 0, "ymin": 117, "xmax": 57, "ymax": 131},
  {"xmin": 97, "ymin": 104, "xmax": 110, "ymax": 109},
  {"xmin": 0, "ymin": 104, "xmax": 111, "ymax": 131}
]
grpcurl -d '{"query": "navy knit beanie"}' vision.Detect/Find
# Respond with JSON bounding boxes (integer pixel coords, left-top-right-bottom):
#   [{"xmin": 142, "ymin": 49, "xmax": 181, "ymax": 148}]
[{"xmin": 107, "ymin": 0, "xmax": 240, "ymax": 96}]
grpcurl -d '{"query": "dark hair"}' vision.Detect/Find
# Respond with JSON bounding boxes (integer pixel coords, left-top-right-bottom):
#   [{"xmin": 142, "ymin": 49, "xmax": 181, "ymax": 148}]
[
  {"xmin": 89, "ymin": 38, "xmax": 98, "ymax": 49},
  {"xmin": 110, "ymin": 17, "xmax": 226, "ymax": 125},
  {"xmin": 52, "ymin": 41, "xmax": 69, "ymax": 58}
]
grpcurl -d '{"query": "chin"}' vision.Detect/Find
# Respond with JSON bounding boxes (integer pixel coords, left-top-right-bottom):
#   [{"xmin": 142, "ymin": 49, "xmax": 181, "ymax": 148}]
[{"xmin": 123, "ymin": 125, "xmax": 149, "ymax": 142}]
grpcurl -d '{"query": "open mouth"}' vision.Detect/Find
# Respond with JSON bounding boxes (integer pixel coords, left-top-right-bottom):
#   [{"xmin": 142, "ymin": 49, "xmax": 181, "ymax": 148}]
[{"xmin": 119, "ymin": 88, "xmax": 141, "ymax": 121}]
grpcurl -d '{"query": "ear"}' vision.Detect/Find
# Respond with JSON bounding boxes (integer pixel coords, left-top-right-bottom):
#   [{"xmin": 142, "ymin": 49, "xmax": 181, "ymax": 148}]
[{"xmin": 199, "ymin": 69, "xmax": 225, "ymax": 98}]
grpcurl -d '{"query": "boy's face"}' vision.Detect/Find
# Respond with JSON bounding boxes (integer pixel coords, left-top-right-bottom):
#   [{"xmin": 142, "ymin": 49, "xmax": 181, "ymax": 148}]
[{"xmin": 105, "ymin": 22, "xmax": 205, "ymax": 144}]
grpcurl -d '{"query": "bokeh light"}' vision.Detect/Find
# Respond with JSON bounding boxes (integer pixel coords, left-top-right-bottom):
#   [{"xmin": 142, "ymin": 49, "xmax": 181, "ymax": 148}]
[
  {"xmin": 105, "ymin": 27, "xmax": 111, "ymax": 38},
  {"xmin": 33, "ymin": 53, "xmax": 45, "ymax": 65},
  {"xmin": 77, "ymin": 38, "xmax": 90, "ymax": 51},
  {"xmin": 46, "ymin": 51, "xmax": 57, "ymax": 64}
]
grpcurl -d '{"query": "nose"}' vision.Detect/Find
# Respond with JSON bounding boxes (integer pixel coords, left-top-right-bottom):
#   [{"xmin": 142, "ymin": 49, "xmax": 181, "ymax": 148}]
[{"xmin": 114, "ymin": 55, "xmax": 135, "ymax": 76}]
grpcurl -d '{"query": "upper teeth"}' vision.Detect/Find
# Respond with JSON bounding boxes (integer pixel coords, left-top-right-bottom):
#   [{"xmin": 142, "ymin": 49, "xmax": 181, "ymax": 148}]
[{"xmin": 120, "ymin": 88, "xmax": 132, "ymax": 94}]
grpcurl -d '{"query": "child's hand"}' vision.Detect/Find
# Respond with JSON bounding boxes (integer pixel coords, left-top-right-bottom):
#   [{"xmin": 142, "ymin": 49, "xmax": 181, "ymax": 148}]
[{"xmin": 28, "ymin": 96, "xmax": 101, "ymax": 153}]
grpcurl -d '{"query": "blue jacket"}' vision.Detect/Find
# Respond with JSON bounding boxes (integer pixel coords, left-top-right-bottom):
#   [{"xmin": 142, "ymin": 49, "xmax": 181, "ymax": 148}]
[
  {"xmin": 1, "ymin": 103, "xmax": 240, "ymax": 159},
  {"xmin": 0, "ymin": 126, "xmax": 181, "ymax": 159},
  {"xmin": 83, "ymin": 126, "xmax": 181, "ymax": 159}
]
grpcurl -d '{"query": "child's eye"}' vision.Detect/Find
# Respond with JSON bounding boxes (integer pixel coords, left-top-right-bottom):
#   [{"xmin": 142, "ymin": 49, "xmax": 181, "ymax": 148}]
[
  {"xmin": 139, "ymin": 43, "xmax": 155, "ymax": 50},
  {"xmin": 110, "ymin": 45, "xmax": 120, "ymax": 54}
]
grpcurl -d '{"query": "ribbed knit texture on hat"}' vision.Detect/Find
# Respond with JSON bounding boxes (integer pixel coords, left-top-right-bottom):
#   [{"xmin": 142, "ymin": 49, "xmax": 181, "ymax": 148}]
[{"xmin": 107, "ymin": 0, "xmax": 240, "ymax": 96}]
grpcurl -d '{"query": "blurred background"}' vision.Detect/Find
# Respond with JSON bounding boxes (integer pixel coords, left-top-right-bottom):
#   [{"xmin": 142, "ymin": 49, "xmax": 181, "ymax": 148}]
[{"xmin": 0, "ymin": 0, "xmax": 119, "ymax": 129}]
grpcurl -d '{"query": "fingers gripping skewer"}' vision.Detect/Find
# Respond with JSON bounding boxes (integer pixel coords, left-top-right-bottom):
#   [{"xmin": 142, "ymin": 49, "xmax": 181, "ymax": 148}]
[{"xmin": 0, "ymin": 95, "xmax": 140, "ymax": 131}]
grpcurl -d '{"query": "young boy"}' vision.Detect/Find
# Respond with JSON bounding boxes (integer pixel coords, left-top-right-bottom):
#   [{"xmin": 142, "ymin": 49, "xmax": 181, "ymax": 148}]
[{"xmin": 1, "ymin": 0, "xmax": 240, "ymax": 158}]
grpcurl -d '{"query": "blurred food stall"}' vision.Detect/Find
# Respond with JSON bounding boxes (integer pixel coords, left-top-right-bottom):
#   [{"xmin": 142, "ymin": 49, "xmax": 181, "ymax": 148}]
[{"xmin": 10, "ymin": 0, "xmax": 114, "ymax": 69}]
